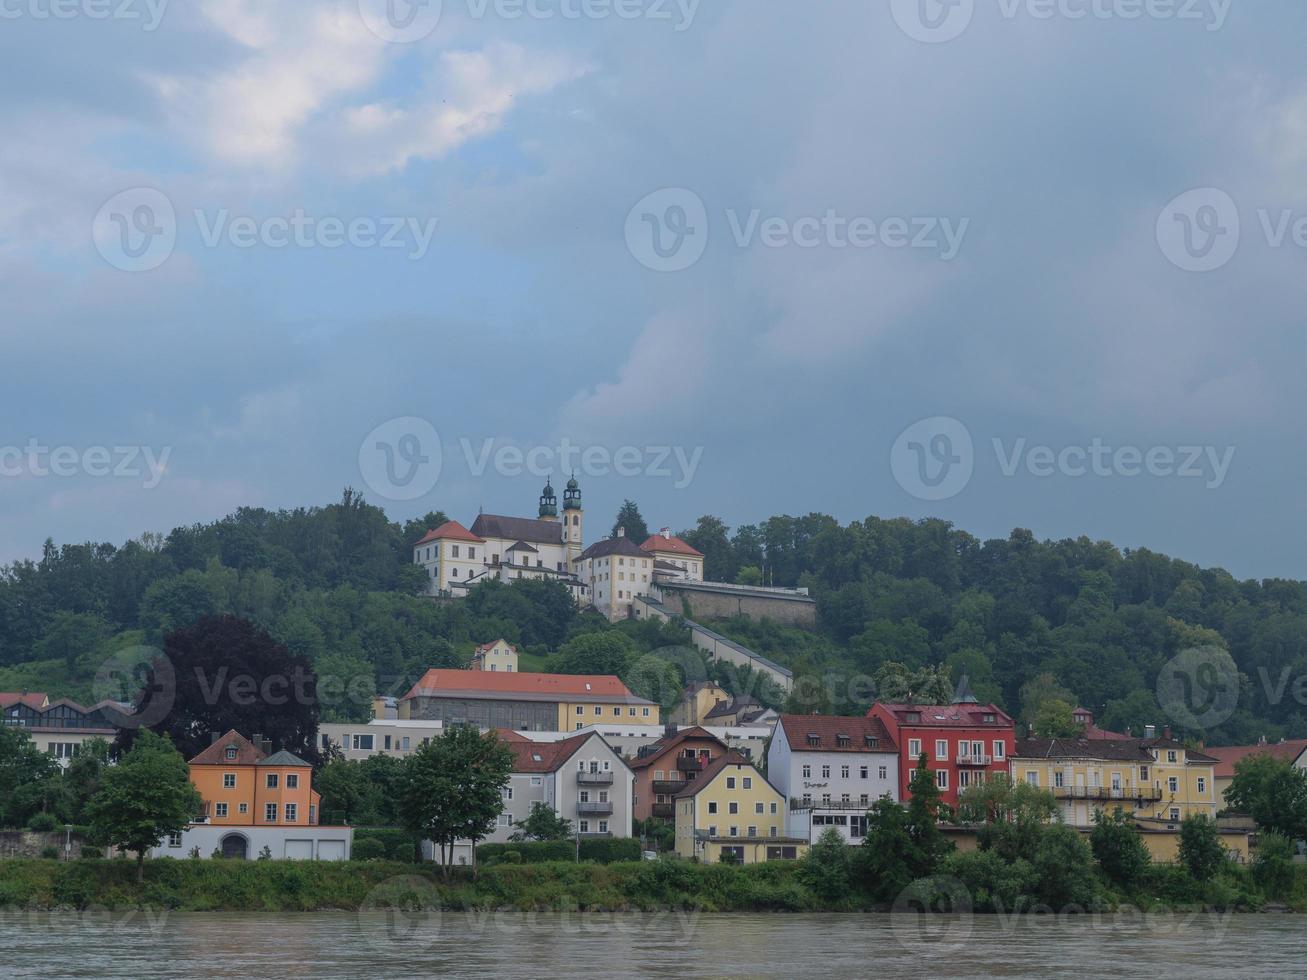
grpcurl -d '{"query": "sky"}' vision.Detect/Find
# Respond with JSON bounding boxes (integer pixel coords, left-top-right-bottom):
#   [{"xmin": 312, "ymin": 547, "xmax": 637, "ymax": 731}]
[{"xmin": 1, "ymin": 0, "xmax": 1305, "ymax": 581}]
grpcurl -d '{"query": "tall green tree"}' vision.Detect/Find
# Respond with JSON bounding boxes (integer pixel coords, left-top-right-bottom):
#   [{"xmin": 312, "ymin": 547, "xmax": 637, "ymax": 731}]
[
  {"xmin": 511, "ymin": 802, "xmax": 573, "ymax": 842},
  {"xmin": 905, "ymin": 753, "xmax": 953, "ymax": 868},
  {"xmin": 1225, "ymin": 754, "xmax": 1307, "ymax": 841},
  {"xmin": 1032, "ymin": 699, "xmax": 1079, "ymax": 738},
  {"xmin": 0, "ymin": 726, "xmax": 64, "ymax": 827},
  {"xmin": 85, "ymin": 731, "xmax": 201, "ymax": 881},
  {"xmin": 1178, "ymin": 814, "xmax": 1226, "ymax": 882},
  {"xmin": 611, "ymin": 500, "xmax": 649, "ymax": 544},
  {"xmin": 552, "ymin": 631, "xmax": 636, "ymax": 676},
  {"xmin": 1089, "ymin": 806, "xmax": 1151, "ymax": 889},
  {"xmin": 398, "ymin": 727, "xmax": 514, "ymax": 878}
]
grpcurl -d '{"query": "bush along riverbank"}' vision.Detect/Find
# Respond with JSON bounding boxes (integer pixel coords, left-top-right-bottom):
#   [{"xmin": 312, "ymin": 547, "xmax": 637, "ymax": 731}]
[{"xmin": 2, "ymin": 855, "xmax": 1306, "ymax": 915}]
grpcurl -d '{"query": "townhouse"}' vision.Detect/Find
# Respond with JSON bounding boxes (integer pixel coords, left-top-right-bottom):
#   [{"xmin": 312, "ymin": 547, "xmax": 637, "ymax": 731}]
[
  {"xmin": 628, "ymin": 726, "xmax": 730, "ymax": 822},
  {"xmin": 867, "ymin": 698, "xmax": 1016, "ymax": 807},
  {"xmin": 1, "ymin": 692, "xmax": 118, "ymax": 766},
  {"xmin": 766, "ymin": 714, "xmax": 899, "ymax": 844},
  {"xmin": 673, "ymin": 752, "xmax": 807, "ymax": 864}
]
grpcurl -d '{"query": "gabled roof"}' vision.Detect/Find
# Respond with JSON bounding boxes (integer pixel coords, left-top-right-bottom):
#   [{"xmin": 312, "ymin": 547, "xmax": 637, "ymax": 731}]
[
  {"xmin": 578, "ymin": 536, "xmax": 649, "ymax": 561},
  {"xmin": 629, "ymin": 726, "xmax": 728, "ymax": 769},
  {"xmin": 0, "ymin": 692, "xmax": 50, "ymax": 710},
  {"xmin": 470, "ymin": 514, "xmax": 563, "ymax": 546},
  {"xmin": 257, "ymin": 749, "xmax": 313, "ymax": 768},
  {"xmin": 499, "ymin": 730, "xmax": 593, "ymax": 773},
  {"xmin": 403, "ymin": 669, "xmax": 653, "ymax": 705},
  {"xmin": 672, "ymin": 751, "xmax": 759, "ymax": 797},
  {"xmin": 415, "ymin": 520, "xmax": 485, "ymax": 546},
  {"xmin": 189, "ymin": 730, "xmax": 265, "ymax": 766},
  {"xmin": 475, "ymin": 639, "xmax": 517, "ymax": 654},
  {"xmin": 506, "ymin": 540, "xmax": 538, "ymax": 553},
  {"xmin": 1206, "ymin": 740, "xmax": 1307, "ymax": 778},
  {"xmin": 872, "ymin": 702, "xmax": 1015, "ymax": 729},
  {"xmin": 640, "ymin": 533, "xmax": 703, "ymax": 558},
  {"xmin": 778, "ymin": 714, "xmax": 898, "ymax": 754}
]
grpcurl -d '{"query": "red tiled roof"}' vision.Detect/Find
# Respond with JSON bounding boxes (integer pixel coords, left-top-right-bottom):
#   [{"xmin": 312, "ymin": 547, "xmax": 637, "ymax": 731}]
[
  {"xmin": 476, "ymin": 639, "xmax": 517, "ymax": 654},
  {"xmin": 1207, "ymin": 740, "xmax": 1307, "ymax": 778},
  {"xmin": 402, "ymin": 669, "xmax": 651, "ymax": 704},
  {"xmin": 415, "ymin": 521, "xmax": 485, "ymax": 546},
  {"xmin": 873, "ymin": 702, "xmax": 1015, "ymax": 729},
  {"xmin": 0, "ymin": 692, "xmax": 50, "ymax": 710},
  {"xmin": 640, "ymin": 533, "xmax": 703, "ymax": 558},
  {"xmin": 778, "ymin": 715, "xmax": 898, "ymax": 754},
  {"xmin": 628, "ymin": 726, "xmax": 728, "ymax": 770},
  {"xmin": 498, "ymin": 731, "xmax": 592, "ymax": 773},
  {"xmin": 188, "ymin": 730, "xmax": 265, "ymax": 766}
]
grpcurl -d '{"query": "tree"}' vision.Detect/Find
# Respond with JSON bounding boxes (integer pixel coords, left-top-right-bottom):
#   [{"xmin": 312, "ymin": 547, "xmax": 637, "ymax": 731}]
[
  {"xmin": 315, "ymin": 759, "xmax": 374, "ymax": 825},
  {"xmin": 680, "ymin": 515, "xmax": 736, "ymax": 582},
  {"xmin": 858, "ymin": 799, "xmax": 918, "ymax": 903},
  {"xmin": 398, "ymin": 727, "xmax": 514, "ymax": 878},
  {"xmin": 1252, "ymin": 832, "xmax": 1295, "ymax": 900},
  {"xmin": 955, "ymin": 774, "xmax": 1056, "ymax": 862},
  {"xmin": 1031, "ymin": 823, "xmax": 1099, "ymax": 909},
  {"xmin": 611, "ymin": 500, "xmax": 649, "ymax": 544},
  {"xmin": 1178, "ymin": 813, "xmax": 1226, "ymax": 882},
  {"xmin": 1089, "ymin": 806, "xmax": 1151, "ymax": 889},
  {"xmin": 800, "ymin": 828, "xmax": 852, "ymax": 902},
  {"xmin": 552, "ymin": 631, "xmax": 636, "ymax": 676},
  {"xmin": 874, "ymin": 663, "xmax": 952, "ymax": 705},
  {"xmin": 124, "ymin": 614, "xmax": 320, "ymax": 764},
  {"xmin": 1032, "ymin": 699, "xmax": 1079, "ymax": 738},
  {"xmin": 34, "ymin": 610, "xmax": 112, "ymax": 673},
  {"xmin": 510, "ymin": 802, "xmax": 573, "ymax": 842},
  {"xmin": 63, "ymin": 737, "xmax": 112, "ymax": 824},
  {"xmin": 0, "ymin": 726, "xmax": 64, "ymax": 827},
  {"xmin": 85, "ymin": 730, "xmax": 201, "ymax": 881},
  {"xmin": 1225, "ymin": 754, "xmax": 1307, "ymax": 841},
  {"xmin": 736, "ymin": 566, "xmax": 763, "ymax": 586},
  {"xmin": 905, "ymin": 753, "xmax": 953, "ymax": 869},
  {"xmin": 1018, "ymin": 673, "xmax": 1077, "ymax": 726}
]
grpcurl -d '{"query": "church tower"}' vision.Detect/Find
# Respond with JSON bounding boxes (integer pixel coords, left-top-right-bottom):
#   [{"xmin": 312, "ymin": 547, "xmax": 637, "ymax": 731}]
[
  {"xmin": 538, "ymin": 479, "xmax": 558, "ymax": 521},
  {"xmin": 562, "ymin": 473, "xmax": 583, "ymax": 565}
]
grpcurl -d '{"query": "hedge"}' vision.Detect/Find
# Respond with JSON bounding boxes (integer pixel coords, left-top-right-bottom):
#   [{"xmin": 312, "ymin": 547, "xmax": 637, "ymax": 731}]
[
  {"xmin": 352, "ymin": 827, "xmax": 420, "ymax": 862},
  {"xmin": 479, "ymin": 838, "xmax": 642, "ymax": 865}
]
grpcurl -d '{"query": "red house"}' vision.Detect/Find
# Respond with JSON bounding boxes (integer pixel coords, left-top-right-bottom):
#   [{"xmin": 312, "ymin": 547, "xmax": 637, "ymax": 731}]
[{"xmin": 867, "ymin": 700, "xmax": 1016, "ymax": 807}]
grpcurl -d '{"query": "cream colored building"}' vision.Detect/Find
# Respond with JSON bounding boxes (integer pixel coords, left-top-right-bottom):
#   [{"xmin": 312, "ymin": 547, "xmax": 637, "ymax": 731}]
[
  {"xmin": 471, "ymin": 639, "xmax": 519, "ymax": 673},
  {"xmin": 642, "ymin": 530, "xmax": 704, "ymax": 582},
  {"xmin": 575, "ymin": 531, "xmax": 654, "ymax": 622}
]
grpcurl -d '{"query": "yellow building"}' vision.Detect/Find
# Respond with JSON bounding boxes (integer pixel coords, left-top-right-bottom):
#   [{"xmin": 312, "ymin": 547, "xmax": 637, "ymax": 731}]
[
  {"xmin": 470, "ymin": 639, "xmax": 519, "ymax": 673},
  {"xmin": 1011, "ymin": 735, "xmax": 1218, "ymax": 827},
  {"xmin": 671, "ymin": 681, "xmax": 732, "ymax": 726},
  {"xmin": 674, "ymin": 752, "xmax": 808, "ymax": 864}
]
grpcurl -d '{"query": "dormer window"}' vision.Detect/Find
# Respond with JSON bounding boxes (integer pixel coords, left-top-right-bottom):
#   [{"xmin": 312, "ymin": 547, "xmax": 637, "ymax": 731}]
[
  {"xmin": 225, "ymin": 746, "xmax": 237, "ymax": 760},
  {"xmin": 983, "ymin": 713, "xmax": 996, "ymax": 723},
  {"xmin": 837, "ymin": 734, "xmax": 851, "ymax": 747},
  {"xmin": 864, "ymin": 735, "xmax": 878, "ymax": 749},
  {"xmin": 906, "ymin": 713, "xmax": 921, "ymax": 723},
  {"xmin": 807, "ymin": 734, "xmax": 820, "ymax": 747}
]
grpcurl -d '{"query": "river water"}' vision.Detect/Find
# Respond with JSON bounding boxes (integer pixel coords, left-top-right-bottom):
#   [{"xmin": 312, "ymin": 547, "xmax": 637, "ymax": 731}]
[{"xmin": 4, "ymin": 909, "xmax": 1303, "ymax": 977}]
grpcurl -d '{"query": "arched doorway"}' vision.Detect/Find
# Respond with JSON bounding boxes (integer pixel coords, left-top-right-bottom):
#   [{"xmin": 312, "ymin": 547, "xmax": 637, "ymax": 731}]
[{"xmin": 220, "ymin": 833, "xmax": 249, "ymax": 860}]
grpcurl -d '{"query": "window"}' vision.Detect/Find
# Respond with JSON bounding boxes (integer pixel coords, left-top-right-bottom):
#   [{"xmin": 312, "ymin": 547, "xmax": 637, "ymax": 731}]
[
  {"xmin": 402, "ymin": 737, "xmax": 410, "ymax": 751},
  {"xmin": 1197, "ymin": 777, "xmax": 1207, "ymax": 794},
  {"xmin": 579, "ymin": 791, "xmax": 590, "ymax": 803},
  {"xmin": 1054, "ymin": 771, "xmax": 1064, "ymax": 788},
  {"xmin": 935, "ymin": 740, "xmax": 948, "ymax": 761},
  {"xmin": 215, "ymin": 803, "xmax": 228, "ymax": 818},
  {"xmin": 1025, "ymin": 771, "xmax": 1039, "ymax": 786},
  {"xmin": 223, "ymin": 773, "xmax": 236, "ymax": 789},
  {"xmin": 1167, "ymin": 751, "xmax": 1177, "ymax": 763},
  {"xmin": 729, "ymin": 802, "xmax": 739, "ymax": 814},
  {"xmin": 1140, "ymin": 765, "xmax": 1149, "ymax": 781},
  {"xmin": 770, "ymin": 802, "xmax": 777, "ymax": 814},
  {"xmin": 1168, "ymin": 777, "xmax": 1179, "ymax": 793},
  {"xmin": 286, "ymin": 774, "xmax": 298, "ymax": 789},
  {"xmin": 643, "ymin": 708, "xmax": 651, "ymax": 717},
  {"xmin": 503, "ymin": 787, "xmax": 514, "ymax": 801},
  {"xmin": 878, "ymin": 766, "xmax": 887, "ymax": 780},
  {"xmin": 594, "ymin": 706, "xmax": 602, "ymax": 716},
  {"xmin": 264, "ymin": 803, "xmax": 277, "ymax": 822},
  {"xmin": 709, "ymin": 825, "xmax": 718, "ymax": 837},
  {"xmin": 352, "ymin": 734, "xmax": 373, "ymax": 751},
  {"xmin": 802, "ymin": 764, "xmax": 811, "ymax": 778},
  {"xmin": 860, "ymin": 766, "xmax": 868, "ymax": 779},
  {"xmin": 531, "ymin": 776, "xmax": 542, "ymax": 786},
  {"xmin": 599, "ymin": 820, "xmax": 609, "ymax": 833},
  {"xmin": 576, "ymin": 706, "xmax": 583, "ymax": 715},
  {"xmin": 993, "ymin": 741, "xmax": 1006, "ymax": 760},
  {"xmin": 452, "ymin": 545, "xmax": 460, "ymax": 558},
  {"xmin": 747, "ymin": 825, "xmax": 757, "ymax": 837},
  {"xmin": 755, "ymin": 802, "xmax": 764, "ymax": 814},
  {"xmin": 743, "ymin": 777, "xmax": 752, "ymax": 789},
  {"xmin": 820, "ymin": 765, "xmax": 830, "ymax": 779},
  {"xmin": 225, "ymin": 746, "xmax": 237, "ymax": 761},
  {"xmin": 266, "ymin": 773, "xmax": 279, "ymax": 789},
  {"xmin": 284, "ymin": 803, "xmax": 297, "ymax": 822},
  {"xmin": 167, "ymin": 832, "xmax": 183, "ymax": 847},
  {"xmin": 935, "ymin": 770, "xmax": 948, "ymax": 790},
  {"xmin": 729, "ymin": 826, "xmax": 739, "ymax": 837},
  {"xmin": 841, "ymin": 766, "xmax": 850, "ymax": 779},
  {"xmin": 908, "ymin": 738, "xmax": 922, "ymax": 758},
  {"xmin": 1170, "ymin": 808, "xmax": 1181, "ymax": 821},
  {"xmin": 726, "ymin": 777, "xmax": 736, "ymax": 789},
  {"xmin": 708, "ymin": 801, "xmax": 718, "ymax": 814},
  {"xmin": 239, "ymin": 803, "xmax": 248, "ymax": 814}
]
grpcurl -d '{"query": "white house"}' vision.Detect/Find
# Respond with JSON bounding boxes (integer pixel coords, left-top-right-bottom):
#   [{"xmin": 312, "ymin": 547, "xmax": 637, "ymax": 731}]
[
  {"xmin": 766, "ymin": 714, "xmax": 900, "ymax": 844},
  {"xmin": 318, "ymin": 718, "xmax": 445, "ymax": 761},
  {"xmin": 641, "ymin": 529, "xmax": 704, "ymax": 582},
  {"xmin": 574, "ymin": 531, "xmax": 655, "ymax": 622}
]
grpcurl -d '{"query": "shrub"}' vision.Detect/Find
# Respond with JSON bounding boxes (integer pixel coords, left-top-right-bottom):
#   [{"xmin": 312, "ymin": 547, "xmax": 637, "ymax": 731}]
[
  {"xmin": 1253, "ymin": 833, "xmax": 1295, "ymax": 900},
  {"xmin": 352, "ymin": 827, "xmax": 420, "ymax": 862},
  {"xmin": 41, "ymin": 846, "xmax": 60, "ymax": 859},
  {"xmin": 1090, "ymin": 807, "xmax": 1151, "ymax": 890},
  {"xmin": 27, "ymin": 813, "xmax": 59, "ymax": 832},
  {"xmin": 351, "ymin": 838, "xmax": 387, "ymax": 861},
  {"xmin": 257, "ymin": 845, "xmax": 273, "ymax": 861},
  {"xmin": 80, "ymin": 847, "xmax": 104, "ymax": 859},
  {"xmin": 1179, "ymin": 815, "xmax": 1226, "ymax": 883}
]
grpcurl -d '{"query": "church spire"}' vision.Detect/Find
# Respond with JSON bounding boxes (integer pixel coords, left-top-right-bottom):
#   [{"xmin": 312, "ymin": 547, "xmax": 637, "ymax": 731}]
[{"xmin": 538, "ymin": 479, "xmax": 558, "ymax": 519}]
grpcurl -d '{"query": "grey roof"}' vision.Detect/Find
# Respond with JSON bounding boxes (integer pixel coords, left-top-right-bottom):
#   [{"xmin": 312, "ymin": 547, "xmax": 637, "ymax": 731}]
[
  {"xmin": 471, "ymin": 514, "xmax": 563, "ymax": 545},
  {"xmin": 256, "ymin": 749, "xmax": 313, "ymax": 767},
  {"xmin": 507, "ymin": 540, "xmax": 539, "ymax": 553},
  {"xmin": 578, "ymin": 537, "xmax": 649, "ymax": 561}
]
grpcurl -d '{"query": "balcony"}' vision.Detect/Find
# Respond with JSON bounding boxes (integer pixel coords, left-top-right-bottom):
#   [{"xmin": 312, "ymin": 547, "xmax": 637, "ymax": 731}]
[
  {"xmin": 956, "ymin": 754, "xmax": 993, "ymax": 766},
  {"xmin": 577, "ymin": 801, "xmax": 614, "ymax": 815},
  {"xmin": 1052, "ymin": 785, "xmax": 1164, "ymax": 802},
  {"xmin": 652, "ymin": 779, "xmax": 685, "ymax": 795},
  {"xmin": 677, "ymin": 755, "xmax": 709, "ymax": 773},
  {"xmin": 651, "ymin": 802, "xmax": 675, "ymax": 818},
  {"xmin": 790, "ymin": 797, "xmax": 873, "ymax": 811},
  {"xmin": 577, "ymin": 771, "xmax": 615, "ymax": 785}
]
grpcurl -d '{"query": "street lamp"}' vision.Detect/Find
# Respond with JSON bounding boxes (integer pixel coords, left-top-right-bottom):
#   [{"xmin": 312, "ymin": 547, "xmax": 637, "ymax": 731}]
[{"xmin": 64, "ymin": 824, "xmax": 73, "ymax": 860}]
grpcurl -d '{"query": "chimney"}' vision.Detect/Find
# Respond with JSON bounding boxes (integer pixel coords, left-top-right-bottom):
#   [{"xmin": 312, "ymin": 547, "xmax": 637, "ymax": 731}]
[
  {"xmin": 617, "ymin": 527, "xmax": 625, "ymax": 538},
  {"xmin": 661, "ymin": 527, "xmax": 671, "ymax": 539},
  {"xmin": 1162, "ymin": 726, "xmax": 1171, "ymax": 741},
  {"xmin": 1144, "ymin": 724, "xmax": 1156, "ymax": 739}
]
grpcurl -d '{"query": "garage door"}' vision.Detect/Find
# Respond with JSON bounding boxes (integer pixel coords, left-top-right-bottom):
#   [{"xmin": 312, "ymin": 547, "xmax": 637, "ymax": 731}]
[
  {"xmin": 317, "ymin": 839, "xmax": 347, "ymax": 861},
  {"xmin": 284, "ymin": 839, "xmax": 313, "ymax": 860}
]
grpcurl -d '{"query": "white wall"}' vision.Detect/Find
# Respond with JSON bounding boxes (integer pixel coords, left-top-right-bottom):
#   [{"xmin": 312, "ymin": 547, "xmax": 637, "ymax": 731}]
[{"xmin": 147, "ymin": 824, "xmax": 353, "ymax": 860}]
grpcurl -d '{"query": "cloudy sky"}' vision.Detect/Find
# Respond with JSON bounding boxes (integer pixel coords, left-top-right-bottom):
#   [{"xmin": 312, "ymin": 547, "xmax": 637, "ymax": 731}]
[{"xmin": 2, "ymin": 0, "xmax": 1304, "ymax": 579}]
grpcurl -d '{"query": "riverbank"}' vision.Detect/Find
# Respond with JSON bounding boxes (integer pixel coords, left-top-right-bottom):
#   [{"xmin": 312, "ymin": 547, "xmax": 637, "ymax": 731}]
[{"xmin": 2, "ymin": 858, "xmax": 1303, "ymax": 914}]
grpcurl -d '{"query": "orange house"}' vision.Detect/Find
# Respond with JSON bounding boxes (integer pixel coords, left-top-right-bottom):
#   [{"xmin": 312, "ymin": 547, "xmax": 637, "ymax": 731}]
[{"xmin": 189, "ymin": 731, "xmax": 320, "ymax": 827}]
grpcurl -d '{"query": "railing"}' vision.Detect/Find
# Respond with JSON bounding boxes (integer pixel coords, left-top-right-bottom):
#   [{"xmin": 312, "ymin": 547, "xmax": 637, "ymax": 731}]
[
  {"xmin": 790, "ymin": 798, "xmax": 872, "ymax": 811},
  {"xmin": 652, "ymin": 780, "xmax": 684, "ymax": 795},
  {"xmin": 1052, "ymin": 785, "xmax": 1164, "ymax": 802},
  {"xmin": 577, "ymin": 801, "xmax": 614, "ymax": 815},
  {"xmin": 577, "ymin": 771, "xmax": 615, "ymax": 785},
  {"xmin": 651, "ymin": 803, "xmax": 675, "ymax": 818},
  {"xmin": 956, "ymin": 754, "xmax": 993, "ymax": 766},
  {"xmin": 677, "ymin": 756, "xmax": 708, "ymax": 773}
]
